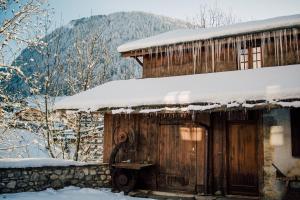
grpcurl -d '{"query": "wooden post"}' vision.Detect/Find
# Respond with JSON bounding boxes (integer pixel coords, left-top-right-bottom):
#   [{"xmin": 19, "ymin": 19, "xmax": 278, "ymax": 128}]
[{"xmin": 74, "ymin": 112, "xmax": 82, "ymax": 161}]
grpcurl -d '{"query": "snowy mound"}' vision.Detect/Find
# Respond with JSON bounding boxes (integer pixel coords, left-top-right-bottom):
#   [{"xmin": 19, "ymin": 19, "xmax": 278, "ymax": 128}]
[
  {"xmin": 118, "ymin": 14, "xmax": 300, "ymax": 52},
  {"xmin": 0, "ymin": 158, "xmax": 87, "ymax": 168},
  {"xmin": 0, "ymin": 186, "xmax": 151, "ymax": 200}
]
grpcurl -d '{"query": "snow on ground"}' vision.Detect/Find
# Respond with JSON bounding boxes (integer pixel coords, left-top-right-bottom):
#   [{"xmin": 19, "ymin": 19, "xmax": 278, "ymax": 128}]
[
  {"xmin": 0, "ymin": 128, "xmax": 49, "ymax": 159},
  {"xmin": 0, "ymin": 186, "xmax": 152, "ymax": 200},
  {"xmin": 118, "ymin": 14, "xmax": 300, "ymax": 52},
  {"xmin": 54, "ymin": 64, "xmax": 300, "ymax": 112},
  {"xmin": 0, "ymin": 158, "xmax": 87, "ymax": 168},
  {"xmin": 0, "ymin": 127, "xmax": 77, "ymax": 160}
]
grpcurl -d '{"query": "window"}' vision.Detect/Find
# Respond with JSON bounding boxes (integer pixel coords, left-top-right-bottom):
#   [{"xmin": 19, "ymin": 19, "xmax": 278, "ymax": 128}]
[
  {"xmin": 252, "ymin": 47, "xmax": 262, "ymax": 69},
  {"xmin": 291, "ymin": 108, "xmax": 300, "ymax": 157},
  {"xmin": 239, "ymin": 48, "xmax": 248, "ymax": 70}
]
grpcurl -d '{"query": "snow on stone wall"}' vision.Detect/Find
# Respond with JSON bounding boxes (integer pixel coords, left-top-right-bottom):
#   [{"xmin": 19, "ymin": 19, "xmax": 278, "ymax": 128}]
[{"xmin": 0, "ymin": 158, "xmax": 87, "ymax": 169}]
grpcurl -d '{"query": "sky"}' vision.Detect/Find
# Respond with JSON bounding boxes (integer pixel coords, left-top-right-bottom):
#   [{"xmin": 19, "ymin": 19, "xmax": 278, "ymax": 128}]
[
  {"xmin": 1, "ymin": 0, "xmax": 300, "ymax": 64},
  {"xmin": 48, "ymin": 0, "xmax": 300, "ymax": 26}
]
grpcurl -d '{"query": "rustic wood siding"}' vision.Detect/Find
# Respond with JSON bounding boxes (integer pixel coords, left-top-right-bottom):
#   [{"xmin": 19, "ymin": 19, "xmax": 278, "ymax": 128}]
[
  {"xmin": 141, "ymin": 29, "xmax": 300, "ymax": 78},
  {"xmin": 103, "ymin": 111, "xmax": 264, "ymax": 194},
  {"xmin": 103, "ymin": 113, "xmax": 210, "ymax": 192},
  {"xmin": 227, "ymin": 122, "xmax": 259, "ymax": 195},
  {"xmin": 210, "ymin": 111, "xmax": 263, "ymax": 196}
]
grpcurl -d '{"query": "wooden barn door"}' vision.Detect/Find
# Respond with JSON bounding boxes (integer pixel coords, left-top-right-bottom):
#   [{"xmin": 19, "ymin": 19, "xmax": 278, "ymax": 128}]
[
  {"xmin": 158, "ymin": 124, "xmax": 207, "ymax": 193},
  {"xmin": 227, "ymin": 122, "xmax": 259, "ymax": 196}
]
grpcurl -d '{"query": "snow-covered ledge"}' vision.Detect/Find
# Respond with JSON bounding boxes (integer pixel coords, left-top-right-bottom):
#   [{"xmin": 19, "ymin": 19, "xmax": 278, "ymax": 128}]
[{"xmin": 0, "ymin": 158, "xmax": 111, "ymax": 193}]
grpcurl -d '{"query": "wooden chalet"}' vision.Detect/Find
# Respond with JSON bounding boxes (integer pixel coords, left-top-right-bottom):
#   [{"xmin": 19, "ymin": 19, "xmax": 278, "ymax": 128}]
[
  {"xmin": 15, "ymin": 108, "xmax": 44, "ymax": 122},
  {"xmin": 55, "ymin": 15, "xmax": 300, "ymax": 199}
]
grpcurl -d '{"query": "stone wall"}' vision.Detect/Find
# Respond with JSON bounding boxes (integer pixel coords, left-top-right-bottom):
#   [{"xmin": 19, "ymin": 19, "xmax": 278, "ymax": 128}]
[
  {"xmin": 262, "ymin": 109, "xmax": 299, "ymax": 200},
  {"xmin": 0, "ymin": 164, "xmax": 111, "ymax": 194},
  {"xmin": 263, "ymin": 125, "xmax": 281, "ymax": 200}
]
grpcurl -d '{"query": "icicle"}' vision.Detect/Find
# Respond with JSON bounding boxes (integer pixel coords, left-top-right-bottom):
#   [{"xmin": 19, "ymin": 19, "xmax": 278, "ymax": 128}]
[
  {"xmin": 227, "ymin": 38, "xmax": 230, "ymax": 62},
  {"xmin": 199, "ymin": 42, "xmax": 202, "ymax": 72},
  {"xmin": 273, "ymin": 31, "xmax": 278, "ymax": 65},
  {"xmin": 279, "ymin": 30, "xmax": 284, "ymax": 65},
  {"xmin": 215, "ymin": 40, "xmax": 220, "ymax": 65},
  {"xmin": 254, "ymin": 34, "xmax": 256, "ymax": 48},
  {"xmin": 192, "ymin": 110, "xmax": 195, "ymax": 122},
  {"xmin": 183, "ymin": 43, "xmax": 186, "ymax": 67},
  {"xmin": 166, "ymin": 46, "xmax": 170, "ymax": 72},
  {"xmin": 211, "ymin": 40, "xmax": 215, "ymax": 72},
  {"xmin": 267, "ymin": 32, "xmax": 272, "ymax": 57},
  {"xmin": 179, "ymin": 44, "xmax": 183, "ymax": 66},
  {"xmin": 215, "ymin": 40, "xmax": 218, "ymax": 65},
  {"xmin": 169, "ymin": 45, "xmax": 173, "ymax": 69},
  {"xmin": 205, "ymin": 41, "xmax": 208, "ymax": 72},
  {"xmin": 261, "ymin": 32, "xmax": 265, "ymax": 66},
  {"xmin": 236, "ymin": 37, "xmax": 241, "ymax": 70},
  {"xmin": 289, "ymin": 29, "xmax": 293, "ymax": 52},
  {"xmin": 155, "ymin": 47, "xmax": 158, "ymax": 62},
  {"xmin": 196, "ymin": 42, "xmax": 200, "ymax": 73},
  {"xmin": 284, "ymin": 29, "xmax": 288, "ymax": 58},
  {"xmin": 242, "ymin": 35, "xmax": 247, "ymax": 69},
  {"xmin": 149, "ymin": 48, "xmax": 153, "ymax": 60},
  {"xmin": 233, "ymin": 38, "xmax": 236, "ymax": 68},
  {"xmin": 160, "ymin": 47, "xmax": 163, "ymax": 66},
  {"xmin": 293, "ymin": 28, "xmax": 299, "ymax": 62},
  {"xmin": 218, "ymin": 39, "xmax": 222, "ymax": 63},
  {"xmin": 192, "ymin": 42, "xmax": 197, "ymax": 74}
]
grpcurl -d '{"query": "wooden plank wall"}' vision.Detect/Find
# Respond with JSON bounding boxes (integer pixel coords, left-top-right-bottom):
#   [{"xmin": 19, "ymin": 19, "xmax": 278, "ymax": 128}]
[
  {"xmin": 103, "ymin": 110, "xmax": 263, "ymax": 194},
  {"xmin": 142, "ymin": 31, "xmax": 300, "ymax": 78},
  {"xmin": 143, "ymin": 46, "xmax": 237, "ymax": 78},
  {"xmin": 210, "ymin": 111, "xmax": 263, "ymax": 196},
  {"xmin": 103, "ymin": 113, "xmax": 210, "ymax": 191}
]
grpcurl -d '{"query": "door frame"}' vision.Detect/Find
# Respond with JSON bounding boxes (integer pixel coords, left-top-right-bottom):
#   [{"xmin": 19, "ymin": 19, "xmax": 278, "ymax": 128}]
[{"xmin": 225, "ymin": 120, "xmax": 262, "ymax": 196}]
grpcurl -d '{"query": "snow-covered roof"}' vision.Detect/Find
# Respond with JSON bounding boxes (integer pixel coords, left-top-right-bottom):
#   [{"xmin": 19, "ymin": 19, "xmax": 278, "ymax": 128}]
[
  {"xmin": 0, "ymin": 158, "xmax": 87, "ymax": 168},
  {"xmin": 117, "ymin": 14, "xmax": 300, "ymax": 53},
  {"xmin": 54, "ymin": 64, "xmax": 300, "ymax": 113}
]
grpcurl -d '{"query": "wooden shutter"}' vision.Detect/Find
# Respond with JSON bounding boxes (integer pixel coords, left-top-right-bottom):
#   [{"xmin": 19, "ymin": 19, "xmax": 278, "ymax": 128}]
[{"xmin": 291, "ymin": 108, "xmax": 300, "ymax": 157}]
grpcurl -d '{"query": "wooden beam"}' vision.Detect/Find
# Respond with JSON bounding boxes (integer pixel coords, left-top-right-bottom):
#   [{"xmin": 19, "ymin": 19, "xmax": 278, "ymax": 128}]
[{"xmin": 134, "ymin": 57, "xmax": 143, "ymax": 67}]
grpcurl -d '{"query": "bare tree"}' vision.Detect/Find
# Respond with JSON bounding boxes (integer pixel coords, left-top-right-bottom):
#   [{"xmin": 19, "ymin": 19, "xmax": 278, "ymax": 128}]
[
  {"xmin": 0, "ymin": 0, "xmax": 47, "ymax": 101},
  {"xmin": 0, "ymin": 0, "xmax": 49, "ymax": 158},
  {"xmin": 65, "ymin": 30, "xmax": 111, "ymax": 94},
  {"xmin": 0, "ymin": 0, "xmax": 47, "ymax": 66},
  {"xmin": 63, "ymin": 30, "xmax": 111, "ymax": 161},
  {"xmin": 189, "ymin": 1, "xmax": 239, "ymax": 28},
  {"xmin": 1, "ymin": 2, "xmax": 110, "ymax": 161}
]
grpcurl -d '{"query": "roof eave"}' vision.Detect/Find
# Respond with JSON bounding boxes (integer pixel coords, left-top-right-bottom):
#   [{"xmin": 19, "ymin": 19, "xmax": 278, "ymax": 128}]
[
  {"xmin": 119, "ymin": 25, "xmax": 300, "ymax": 57},
  {"xmin": 55, "ymin": 99, "xmax": 300, "ymax": 115}
]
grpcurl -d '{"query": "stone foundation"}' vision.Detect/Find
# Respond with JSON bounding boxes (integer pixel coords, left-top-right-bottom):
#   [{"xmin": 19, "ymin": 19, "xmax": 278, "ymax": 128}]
[
  {"xmin": 263, "ymin": 114, "xmax": 281, "ymax": 200},
  {"xmin": 0, "ymin": 164, "xmax": 111, "ymax": 194}
]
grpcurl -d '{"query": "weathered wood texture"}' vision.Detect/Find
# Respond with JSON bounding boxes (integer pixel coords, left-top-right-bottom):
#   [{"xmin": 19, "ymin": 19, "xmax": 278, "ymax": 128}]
[
  {"xmin": 210, "ymin": 111, "xmax": 262, "ymax": 196},
  {"xmin": 103, "ymin": 113, "xmax": 210, "ymax": 192},
  {"xmin": 227, "ymin": 122, "xmax": 258, "ymax": 195},
  {"xmin": 103, "ymin": 111, "xmax": 263, "ymax": 195},
  {"xmin": 158, "ymin": 124, "xmax": 206, "ymax": 192},
  {"xmin": 141, "ymin": 30, "xmax": 300, "ymax": 78}
]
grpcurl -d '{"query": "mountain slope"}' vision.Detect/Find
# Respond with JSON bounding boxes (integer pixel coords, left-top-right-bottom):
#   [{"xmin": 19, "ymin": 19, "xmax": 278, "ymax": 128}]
[{"xmin": 8, "ymin": 11, "xmax": 193, "ymax": 96}]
